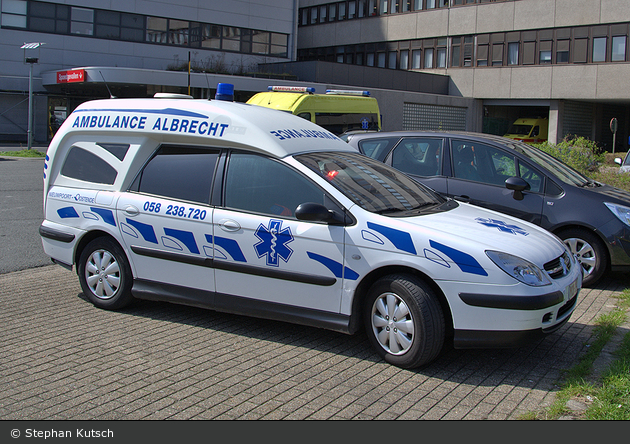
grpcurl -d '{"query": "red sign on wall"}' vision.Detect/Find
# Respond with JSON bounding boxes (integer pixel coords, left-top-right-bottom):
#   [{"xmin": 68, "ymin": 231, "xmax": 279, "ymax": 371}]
[{"xmin": 57, "ymin": 69, "xmax": 85, "ymax": 84}]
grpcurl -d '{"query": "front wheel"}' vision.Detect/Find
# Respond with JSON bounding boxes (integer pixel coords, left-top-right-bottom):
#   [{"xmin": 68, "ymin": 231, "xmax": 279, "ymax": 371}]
[
  {"xmin": 77, "ymin": 237, "xmax": 134, "ymax": 310},
  {"xmin": 558, "ymin": 228, "xmax": 608, "ymax": 288},
  {"xmin": 364, "ymin": 274, "xmax": 445, "ymax": 369}
]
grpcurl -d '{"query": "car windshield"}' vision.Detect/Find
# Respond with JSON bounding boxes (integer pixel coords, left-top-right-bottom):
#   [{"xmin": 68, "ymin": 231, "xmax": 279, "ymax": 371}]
[
  {"xmin": 507, "ymin": 124, "xmax": 533, "ymax": 136},
  {"xmin": 296, "ymin": 151, "xmax": 445, "ymax": 214},
  {"xmin": 508, "ymin": 140, "xmax": 591, "ymax": 186}
]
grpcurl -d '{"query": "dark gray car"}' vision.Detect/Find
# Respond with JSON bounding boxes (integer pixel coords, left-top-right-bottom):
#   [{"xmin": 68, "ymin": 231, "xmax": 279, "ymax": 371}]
[{"xmin": 346, "ymin": 131, "xmax": 630, "ymax": 287}]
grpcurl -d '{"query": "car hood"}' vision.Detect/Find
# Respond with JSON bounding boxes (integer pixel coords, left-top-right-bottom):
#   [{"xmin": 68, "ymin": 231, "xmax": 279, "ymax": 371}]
[
  {"xmin": 400, "ymin": 201, "xmax": 565, "ymax": 264},
  {"xmin": 586, "ymin": 181, "xmax": 630, "ymax": 204}
]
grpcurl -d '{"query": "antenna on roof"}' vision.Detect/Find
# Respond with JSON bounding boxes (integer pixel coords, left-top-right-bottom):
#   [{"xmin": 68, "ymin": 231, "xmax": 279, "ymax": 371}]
[{"xmin": 99, "ymin": 71, "xmax": 117, "ymax": 99}]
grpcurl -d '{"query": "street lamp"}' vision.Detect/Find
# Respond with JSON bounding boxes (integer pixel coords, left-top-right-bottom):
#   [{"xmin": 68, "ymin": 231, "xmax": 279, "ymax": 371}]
[{"xmin": 21, "ymin": 42, "xmax": 45, "ymax": 150}]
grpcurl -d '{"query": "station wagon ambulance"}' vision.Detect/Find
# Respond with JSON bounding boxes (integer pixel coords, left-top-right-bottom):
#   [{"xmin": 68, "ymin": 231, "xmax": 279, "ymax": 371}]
[{"xmin": 40, "ymin": 84, "xmax": 582, "ymax": 368}]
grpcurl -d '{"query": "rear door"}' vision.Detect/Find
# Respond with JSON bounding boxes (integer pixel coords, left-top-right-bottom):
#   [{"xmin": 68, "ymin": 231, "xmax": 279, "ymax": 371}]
[{"xmin": 117, "ymin": 145, "xmax": 219, "ymax": 293}]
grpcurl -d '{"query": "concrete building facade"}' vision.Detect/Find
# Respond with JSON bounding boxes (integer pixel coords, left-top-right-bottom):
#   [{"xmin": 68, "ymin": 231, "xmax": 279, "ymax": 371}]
[
  {"xmin": 2, "ymin": 0, "xmax": 629, "ymax": 151},
  {"xmin": 297, "ymin": 0, "xmax": 630, "ymax": 150}
]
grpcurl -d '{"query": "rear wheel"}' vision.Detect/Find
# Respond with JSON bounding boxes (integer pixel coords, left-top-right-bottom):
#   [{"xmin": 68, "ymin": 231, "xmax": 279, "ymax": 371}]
[
  {"xmin": 558, "ymin": 228, "xmax": 607, "ymax": 287},
  {"xmin": 364, "ymin": 274, "xmax": 445, "ymax": 369},
  {"xmin": 78, "ymin": 237, "xmax": 134, "ymax": 310}
]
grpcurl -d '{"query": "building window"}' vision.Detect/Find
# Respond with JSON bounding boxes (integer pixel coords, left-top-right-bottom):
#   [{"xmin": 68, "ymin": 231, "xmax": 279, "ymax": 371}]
[
  {"xmin": 378, "ymin": 52, "xmax": 386, "ymax": 67},
  {"xmin": 612, "ymin": 35, "xmax": 626, "ymax": 61},
  {"xmin": 400, "ymin": 49, "xmax": 409, "ymax": 69},
  {"xmin": 508, "ymin": 42, "xmax": 519, "ymax": 65},
  {"xmin": 593, "ymin": 37, "xmax": 607, "ymax": 62},
  {"xmin": 389, "ymin": 51, "xmax": 397, "ymax": 68},
  {"xmin": 539, "ymin": 41, "xmax": 552, "ymax": 64},
  {"xmin": 1, "ymin": 0, "xmax": 27, "ymax": 28},
  {"xmin": 71, "ymin": 7, "xmax": 94, "ymax": 35},
  {"xmin": 556, "ymin": 40, "xmax": 569, "ymax": 63},
  {"xmin": 412, "ymin": 49, "xmax": 422, "ymax": 69},
  {"xmin": 424, "ymin": 48, "xmax": 434, "ymax": 68}
]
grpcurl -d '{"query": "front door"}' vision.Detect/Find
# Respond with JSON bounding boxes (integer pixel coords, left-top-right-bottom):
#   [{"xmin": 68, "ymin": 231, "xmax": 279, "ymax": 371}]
[{"xmin": 213, "ymin": 152, "xmax": 346, "ymax": 313}]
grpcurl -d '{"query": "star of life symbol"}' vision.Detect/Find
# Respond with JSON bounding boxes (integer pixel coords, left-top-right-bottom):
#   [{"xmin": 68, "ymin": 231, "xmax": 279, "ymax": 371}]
[
  {"xmin": 475, "ymin": 217, "xmax": 529, "ymax": 236},
  {"xmin": 254, "ymin": 219, "xmax": 294, "ymax": 266}
]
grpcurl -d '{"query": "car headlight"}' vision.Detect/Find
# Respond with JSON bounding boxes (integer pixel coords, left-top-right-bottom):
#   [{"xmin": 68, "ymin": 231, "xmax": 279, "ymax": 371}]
[
  {"xmin": 604, "ymin": 202, "xmax": 630, "ymax": 227},
  {"xmin": 486, "ymin": 251, "xmax": 552, "ymax": 286}
]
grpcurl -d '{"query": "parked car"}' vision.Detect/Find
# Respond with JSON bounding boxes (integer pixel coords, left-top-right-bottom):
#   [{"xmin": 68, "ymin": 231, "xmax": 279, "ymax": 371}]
[
  {"xmin": 39, "ymin": 92, "xmax": 581, "ymax": 369},
  {"xmin": 614, "ymin": 152, "xmax": 630, "ymax": 173},
  {"xmin": 346, "ymin": 131, "xmax": 630, "ymax": 287}
]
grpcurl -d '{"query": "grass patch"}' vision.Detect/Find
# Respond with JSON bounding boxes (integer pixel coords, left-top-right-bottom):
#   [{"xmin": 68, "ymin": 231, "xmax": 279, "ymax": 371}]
[
  {"xmin": 0, "ymin": 149, "xmax": 45, "ymax": 158},
  {"xmin": 523, "ymin": 289, "xmax": 630, "ymax": 420}
]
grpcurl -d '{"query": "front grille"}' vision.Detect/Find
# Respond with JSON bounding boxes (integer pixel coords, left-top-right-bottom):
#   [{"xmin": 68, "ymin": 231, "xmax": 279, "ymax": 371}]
[
  {"xmin": 544, "ymin": 251, "xmax": 572, "ymax": 279},
  {"xmin": 557, "ymin": 293, "xmax": 578, "ymax": 319}
]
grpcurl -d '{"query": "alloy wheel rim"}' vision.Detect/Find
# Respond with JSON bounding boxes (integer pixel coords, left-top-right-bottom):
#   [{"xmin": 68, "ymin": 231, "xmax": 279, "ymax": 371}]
[
  {"xmin": 85, "ymin": 249, "xmax": 121, "ymax": 299},
  {"xmin": 371, "ymin": 292, "xmax": 415, "ymax": 355},
  {"xmin": 563, "ymin": 237, "xmax": 596, "ymax": 276}
]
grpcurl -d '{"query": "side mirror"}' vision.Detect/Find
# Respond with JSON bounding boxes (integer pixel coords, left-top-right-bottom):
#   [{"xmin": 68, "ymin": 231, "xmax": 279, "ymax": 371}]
[
  {"xmin": 295, "ymin": 202, "xmax": 347, "ymax": 225},
  {"xmin": 505, "ymin": 176, "xmax": 530, "ymax": 201},
  {"xmin": 615, "ymin": 157, "xmax": 622, "ymax": 165}
]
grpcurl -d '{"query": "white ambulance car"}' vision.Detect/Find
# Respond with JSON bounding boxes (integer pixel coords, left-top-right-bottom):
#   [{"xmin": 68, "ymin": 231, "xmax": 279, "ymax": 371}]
[{"xmin": 40, "ymin": 84, "xmax": 582, "ymax": 368}]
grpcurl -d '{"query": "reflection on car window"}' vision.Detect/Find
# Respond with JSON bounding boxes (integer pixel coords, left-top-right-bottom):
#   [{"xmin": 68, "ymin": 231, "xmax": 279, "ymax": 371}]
[
  {"xmin": 225, "ymin": 152, "xmax": 327, "ymax": 218},
  {"xmin": 391, "ymin": 138, "xmax": 442, "ymax": 177},
  {"xmin": 452, "ymin": 140, "xmax": 516, "ymax": 186},
  {"xmin": 509, "ymin": 141, "xmax": 589, "ymax": 186},
  {"xmin": 518, "ymin": 162, "xmax": 544, "ymax": 193},
  {"xmin": 296, "ymin": 151, "xmax": 444, "ymax": 214},
  {"xmin": 358, "ymin": 137, "xmax": 399, "ymax": 161},
  {"xmin": 131, "ymin": 146, "xmax": 218, "ymax": 204}
]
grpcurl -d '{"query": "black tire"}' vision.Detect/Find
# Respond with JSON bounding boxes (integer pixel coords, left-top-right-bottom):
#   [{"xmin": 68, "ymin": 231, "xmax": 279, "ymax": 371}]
[
  {"xmin": 558, "ymin": 228, "xmax": 608, "ymax": 287},
  {"xmin": 77, "ymin": 237, "xmax": 134, "ymax": 310},
  {"xmin": 364, "ymin": 274, "xmax": 445, "ymax": 369}
]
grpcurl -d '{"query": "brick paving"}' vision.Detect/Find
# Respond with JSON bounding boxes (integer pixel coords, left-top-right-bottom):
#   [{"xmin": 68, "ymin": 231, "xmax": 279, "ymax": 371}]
[{"xmin": 0, "ymin": 265, "xmax": 628, "ymax": 420}]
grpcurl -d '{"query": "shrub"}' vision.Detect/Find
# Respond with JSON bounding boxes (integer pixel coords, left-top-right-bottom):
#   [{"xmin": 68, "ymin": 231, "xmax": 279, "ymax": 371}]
[{"xmin": 534, "ymin": 136, "xmax": 605, "ymax": 175}]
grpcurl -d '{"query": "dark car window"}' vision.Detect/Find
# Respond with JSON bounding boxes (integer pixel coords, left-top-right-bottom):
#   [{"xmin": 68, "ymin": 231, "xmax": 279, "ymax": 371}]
[
  {"xmin": 518, "ymin": 162, "xmax": 544, "ymax": 193},
  {"xmin": 452, "ymin": 140, "xmax": 515, "ymax": 186},
  {"xmin": 297, "ymin": 151, "xmax": 445, "ymax": 215},
  {"xmin": 357, "ymin": 137, "xmax": 400, "ymax": 161},
  {"xmin": 224, "ymin": 152, "xmax": 328, "ymax": 218},
  {"xmin": 131, "ymin": 145, "xmax": 219, "ymax": 204},
  {"xmin": 390, "ymin": 138, "xmax": 443, "ymax": 177}
]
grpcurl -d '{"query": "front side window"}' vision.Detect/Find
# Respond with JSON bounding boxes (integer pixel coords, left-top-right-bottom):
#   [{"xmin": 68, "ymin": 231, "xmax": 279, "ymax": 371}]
[
  {"xmin": 452, "ymin": 141, "xmax": 516, "ymax": 186},
  {"xmin": 224, "ymin": 153, "xmax": 327, "ymax": 218},
  {"xmin": 131, "ymin": 146, "xmax": 219, "ymax": 204},
  {"xmin": 297, "ymin": 152, "xmax": 444, "ymax": 214}
]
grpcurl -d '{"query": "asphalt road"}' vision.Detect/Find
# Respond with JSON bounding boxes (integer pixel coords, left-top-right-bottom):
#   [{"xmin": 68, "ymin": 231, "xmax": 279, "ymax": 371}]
[{"xmin": 0, "ymin": 153, "xmax": 51, "ymax": 274}]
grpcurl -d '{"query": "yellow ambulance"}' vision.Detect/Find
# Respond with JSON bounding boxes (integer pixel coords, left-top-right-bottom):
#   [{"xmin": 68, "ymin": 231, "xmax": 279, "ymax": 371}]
[
  {"xmin": 503, "ymin": 117, "xmax": 549, "ymax": 143},
  {"xmin": 246, "ymin": 86, "xmax": 381, "ymax": 136}
]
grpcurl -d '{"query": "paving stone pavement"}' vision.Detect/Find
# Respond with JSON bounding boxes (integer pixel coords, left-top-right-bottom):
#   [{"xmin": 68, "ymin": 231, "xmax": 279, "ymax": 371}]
[{"xmin": 0, "ymin": 265, "xmax": 628, "ymax": 420}]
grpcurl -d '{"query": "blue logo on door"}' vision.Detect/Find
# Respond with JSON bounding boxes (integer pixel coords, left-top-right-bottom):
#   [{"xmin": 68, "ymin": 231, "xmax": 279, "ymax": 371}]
[{"xmin": 254, "ymin": 219, "xmax": 294, "ymax": 267}]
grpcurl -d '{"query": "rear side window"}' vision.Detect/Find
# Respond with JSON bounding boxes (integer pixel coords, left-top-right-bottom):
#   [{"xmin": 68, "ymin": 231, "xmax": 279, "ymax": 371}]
[
  {"xmin": 61, "ymin": 146, "xmax": 117, "ymax": 185},
  {"xmin": 131, "ymin": 146, "xmax": 219, "ymax": 204}
]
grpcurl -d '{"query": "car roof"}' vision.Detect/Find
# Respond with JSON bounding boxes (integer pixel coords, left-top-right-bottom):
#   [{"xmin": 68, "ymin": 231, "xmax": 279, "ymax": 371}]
[
  {"xmin": 346, "ymin": 130, "xmax": 519, "ymax": 146},
  {"xmin": 64, "ymin": 97, "xmax": 355, "ymax": 158}
]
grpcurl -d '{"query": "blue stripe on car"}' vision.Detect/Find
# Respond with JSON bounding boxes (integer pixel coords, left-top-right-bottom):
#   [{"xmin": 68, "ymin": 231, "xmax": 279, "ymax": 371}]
[
  {"xmin": 366, "ymin": 222, "xmax": 417, "ymax": 255},
  {"xmin": 429, "ymin": 240, "xmax": 488, "ymax": 276}
]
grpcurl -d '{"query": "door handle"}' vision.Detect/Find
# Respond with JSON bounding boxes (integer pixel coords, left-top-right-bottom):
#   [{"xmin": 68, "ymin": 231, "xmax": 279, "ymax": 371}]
[
  {"xmin": 124, "ymin": 205, "xmax": 139, "ymax": 216},
  {"xmin": 219, "ymin": 219, "xmax": 241, "ymax": 232},
  {"xmin": 454, "ymin": 195, "xmax": 470, "ymax": 203}
]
